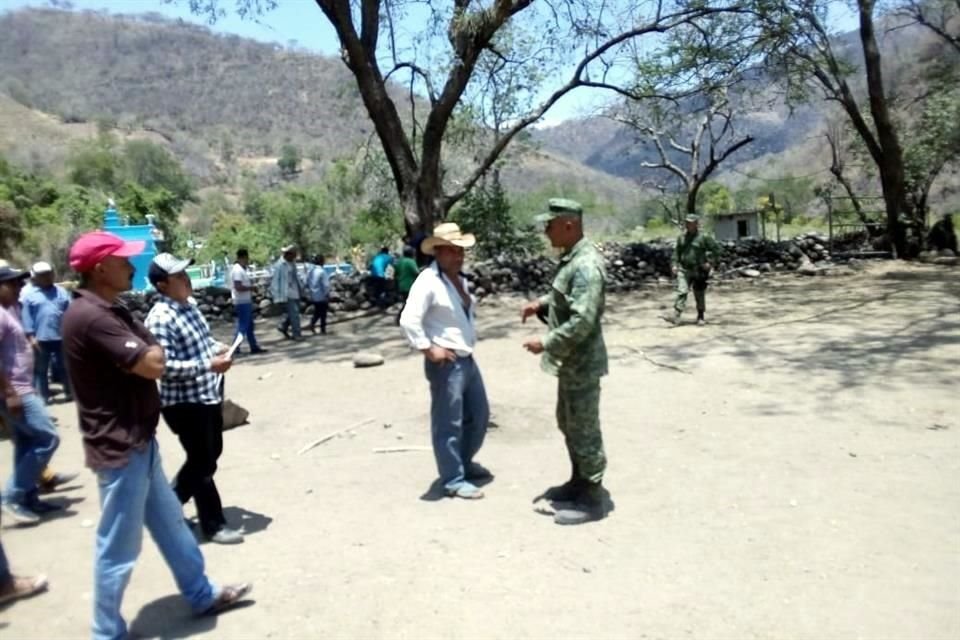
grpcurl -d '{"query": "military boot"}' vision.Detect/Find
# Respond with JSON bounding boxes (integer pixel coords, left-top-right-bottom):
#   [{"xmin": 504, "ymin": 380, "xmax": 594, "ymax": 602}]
[
  {"xmin": 553, "ymin": 481, "xmax": 606, "ymax": 525},
  {"xmin": 540, "ymin": 460, "xmax": 582, "ymax": 503},
  {"xmin": 662, "ymin": 310, "xmax": 681, "ymax": 325}
]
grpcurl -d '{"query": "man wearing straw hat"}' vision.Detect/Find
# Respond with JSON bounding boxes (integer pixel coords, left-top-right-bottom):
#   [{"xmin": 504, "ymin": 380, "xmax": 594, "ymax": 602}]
[
  {"xmin": 400, "ymin": 223, "xmax": 491, "ymax": 500},
  {"xmin": 521, "ymin": 198, "xmax": 609, "ymax": 525}
]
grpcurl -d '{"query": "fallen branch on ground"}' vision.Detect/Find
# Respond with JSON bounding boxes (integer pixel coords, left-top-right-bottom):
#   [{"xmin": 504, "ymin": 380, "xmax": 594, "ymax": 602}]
[
  {"xmin": 297, "ymin": 418, "xmax": 377, "ymax": 455},
  {"xmin": 372, "ymin": 446, "xmax": 432, "ymax": 454},
  {"xmin": 615, "ymin": 345, "xmax": 692, "ymax": 374}
]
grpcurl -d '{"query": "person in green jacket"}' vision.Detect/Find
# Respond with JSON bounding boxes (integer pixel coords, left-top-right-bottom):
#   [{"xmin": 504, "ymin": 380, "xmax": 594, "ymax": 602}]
[
  {"xmin": 666, "ymin": 214, "xmax": 721, "ymax": 326},
  {"xmin": 394, "ymin": 246, "xmax": 420, "ymax": 325},
  {"xmin": 521, "ymin": 198, "xmax": 609, "ymax": 526}
]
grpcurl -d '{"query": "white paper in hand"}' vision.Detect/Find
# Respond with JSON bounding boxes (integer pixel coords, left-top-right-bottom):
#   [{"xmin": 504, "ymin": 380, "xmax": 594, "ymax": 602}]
[{"xmin": 225, "ymin": 334, "xmax": 244, "ymax": 360}]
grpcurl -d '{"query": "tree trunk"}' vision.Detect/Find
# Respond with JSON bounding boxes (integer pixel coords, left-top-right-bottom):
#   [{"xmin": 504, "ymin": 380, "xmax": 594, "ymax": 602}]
[
  {"xmin": 858, "ymin": 0, "xmax": 909, "ymax": 257},
  {"xmin": 686, "ymin": 182, "xmax": 701, "ymax": 215}
]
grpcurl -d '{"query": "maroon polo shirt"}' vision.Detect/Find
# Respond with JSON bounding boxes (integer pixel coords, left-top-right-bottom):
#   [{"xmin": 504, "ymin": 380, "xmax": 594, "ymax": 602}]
[{"xmin": 62, "ymin": 289, "xmax": 161, "ymax": 470}]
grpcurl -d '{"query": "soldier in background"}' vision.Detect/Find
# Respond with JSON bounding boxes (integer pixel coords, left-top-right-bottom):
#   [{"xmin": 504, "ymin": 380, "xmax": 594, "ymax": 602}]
[
  {"xmin": 521, "ymin": 198, "xmax": 610, "ymax": 526},
  {"xmin": 666, "ymin": 214, "xmax": 721, "ymax": 326}
]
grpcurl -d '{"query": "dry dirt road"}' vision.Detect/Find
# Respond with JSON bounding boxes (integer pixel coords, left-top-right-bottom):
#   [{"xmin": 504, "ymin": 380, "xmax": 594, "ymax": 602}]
[{"xmin": 1, "ymin": 261, "xmax": 958, "ymax": 640}]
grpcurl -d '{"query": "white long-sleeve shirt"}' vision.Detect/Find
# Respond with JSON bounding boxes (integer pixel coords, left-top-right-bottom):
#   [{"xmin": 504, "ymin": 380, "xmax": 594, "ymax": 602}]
[{"xmin": 399, "ymin": 263, "xmax": 477, "ymax": 357}]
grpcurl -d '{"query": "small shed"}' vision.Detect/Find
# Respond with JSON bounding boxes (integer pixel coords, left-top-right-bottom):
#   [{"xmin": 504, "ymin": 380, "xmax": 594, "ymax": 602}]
[{"xmin": 713, "ymin": 211, "xmax": 763, "ymax": 241}]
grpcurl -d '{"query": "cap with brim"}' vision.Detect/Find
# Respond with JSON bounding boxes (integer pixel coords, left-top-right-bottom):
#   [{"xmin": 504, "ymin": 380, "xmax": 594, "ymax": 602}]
[
  {"xmin": 420, "ymin": 222, "xmax": 477, "ymax": 256},
  {"xmin": 281, "ymin": 244, "xmax": 297, "ymax": 253},
  {"xmin": 69, "ymin": 231, "xmax": 146, "ymax": 273},
  {"xmin": 31, "ymin": 261, "xmax": 53, "ymax": 276},
  {"xmin": 0, "ymin": 266, "xmax": 31, "ymax": 284},
  {"xmin": 685, "ymin": 214, "xmax": 701, "ymax": 223},
  {"xmin": 148, "ymin": 253, "xmax": 195, "ymax": 286},
  {"xmin": 534, "ymin": 198, "xmax": 584, "ymax": 225}
]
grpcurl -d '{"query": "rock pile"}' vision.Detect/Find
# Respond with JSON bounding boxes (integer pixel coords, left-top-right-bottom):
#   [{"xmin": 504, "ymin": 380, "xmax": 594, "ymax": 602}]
[{"xmin": 119, "ymin": 232, "xmax": 878, "ymax": 322}]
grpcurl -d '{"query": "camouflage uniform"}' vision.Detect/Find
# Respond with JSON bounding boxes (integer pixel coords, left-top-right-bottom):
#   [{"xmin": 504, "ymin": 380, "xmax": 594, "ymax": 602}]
[
  {"xmin": 538, "ymin": 236, "xmax": 608, "ymax": 484},
  {"xmin": 672, "ymin": 229, "xmax": 721, "ymax": 318}
]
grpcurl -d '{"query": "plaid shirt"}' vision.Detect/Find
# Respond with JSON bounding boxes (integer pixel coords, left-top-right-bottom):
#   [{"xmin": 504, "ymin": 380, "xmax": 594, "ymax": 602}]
[{"xmin": 145, "ymin": 295, "xmax": 222, "ymax": 407}]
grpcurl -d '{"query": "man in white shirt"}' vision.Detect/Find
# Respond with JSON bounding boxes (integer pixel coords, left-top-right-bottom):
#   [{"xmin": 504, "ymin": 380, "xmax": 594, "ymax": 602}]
[
  {"xmin": 400, "ymin": 223, "xmax": 491, "ymax": 499},
  {"xmin": 230, "ymin": 249, "xmax": 266, "ymax": 355},
  {"xmin": 269, "ymin": 245, "xmax": 304, "ymax": 341}
]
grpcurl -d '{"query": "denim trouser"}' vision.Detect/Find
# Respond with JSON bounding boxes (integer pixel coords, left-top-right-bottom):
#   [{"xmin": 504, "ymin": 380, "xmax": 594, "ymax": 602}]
[
  {"xmin": 0, "ymin": 509, "xmax": 9, "ymax": 582},
  {"xmin": 34, "ymin": 339, "xmax": 71, "ymax": 401},
  {"xmin": 233, "ymin": 303, "xmax": 261, "ymax": 351},
  {"xmin": 278, "ymin": 300, "xmax": 302, "ymax": 338},
  {"xmin": 93, "ymin": 438, "xmax": 216, "ymax": 640},
  {"xmin": 424, "ymin": 355, "xmax": 490, "ymax": 490},
  {"xmin": 1, "ymin": 392, "xmax": 59, "ymax": 506}
]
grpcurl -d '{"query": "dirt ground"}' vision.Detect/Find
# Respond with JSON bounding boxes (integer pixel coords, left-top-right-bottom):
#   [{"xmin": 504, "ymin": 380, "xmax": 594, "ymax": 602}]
[{"xmin": 1, "ymin": 261, "xmax": 958, "ymax": 640}]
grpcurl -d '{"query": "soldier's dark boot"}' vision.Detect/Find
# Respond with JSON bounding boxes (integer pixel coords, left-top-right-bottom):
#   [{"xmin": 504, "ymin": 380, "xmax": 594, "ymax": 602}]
[
  {"xmin": 541, "ymin": 460, "xmax": 581, "ymax": 503},
  {"xmin": 553, "ymin": 481, "xmax": 606, "ymax": 526},
  {"xmin": 696, "ymin": 310, "xmax": 706, "ymax": 326}
]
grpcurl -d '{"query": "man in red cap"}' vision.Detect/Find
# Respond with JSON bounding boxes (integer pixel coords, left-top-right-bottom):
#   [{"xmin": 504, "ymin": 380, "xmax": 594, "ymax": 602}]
[{"xmin": 62, "ymin": 231, "xmax": 252, "ymax": 640}]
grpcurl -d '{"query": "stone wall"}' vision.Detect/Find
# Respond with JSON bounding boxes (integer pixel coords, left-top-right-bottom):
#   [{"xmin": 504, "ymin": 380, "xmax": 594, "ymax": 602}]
[{"xmin": 120, "ymin": 232, "xmax": 866, "ymax": 322}]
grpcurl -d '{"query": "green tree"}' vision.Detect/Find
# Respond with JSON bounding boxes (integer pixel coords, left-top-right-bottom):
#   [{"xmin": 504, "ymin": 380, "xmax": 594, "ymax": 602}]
[
  {"xmin": 697, "ymin": 182, "xmax": 734, "ymax": 216},
  {"xmin": 192, "ymin": 1, "xmax": 751, "ymax": 236},
  {"xmin": 450, "ymin": 175, "xmax": 539, "ymax": 258},
  {"xmin": 277, "ymin": 144, "xmax": 301, "ymax": 179},
  {"xmin": 66, "ymin": 134, "xmax": 119, "ymax": 192},
  {"xmin": 122, "ymin": 140, "xmax": 194, "ymax": 205},
  {"xmin": 903, "ymin": 88, "xmax": 960, "ymax": 224}
]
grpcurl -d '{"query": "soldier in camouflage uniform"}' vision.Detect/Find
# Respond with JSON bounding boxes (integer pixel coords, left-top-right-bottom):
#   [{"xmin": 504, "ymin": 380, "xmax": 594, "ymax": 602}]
[
  {"xmin": 666, "ymin": 214, "xmax": 721, "ymax": 326},
  {"xmin": 521, "ymin": 198, "xmax": 609, "ymax": 526}
]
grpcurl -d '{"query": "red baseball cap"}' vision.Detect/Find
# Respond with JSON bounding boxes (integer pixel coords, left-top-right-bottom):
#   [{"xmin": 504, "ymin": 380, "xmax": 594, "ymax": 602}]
[{"xmin": 69, "ymin": 231, "xmax": 146, "ymax": 273}]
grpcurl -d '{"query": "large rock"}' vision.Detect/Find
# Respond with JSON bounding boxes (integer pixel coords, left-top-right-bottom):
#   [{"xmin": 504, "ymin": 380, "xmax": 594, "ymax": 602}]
[{"xmin": 353, "ymin": 352, "xmax": 385, "ymax": 368}]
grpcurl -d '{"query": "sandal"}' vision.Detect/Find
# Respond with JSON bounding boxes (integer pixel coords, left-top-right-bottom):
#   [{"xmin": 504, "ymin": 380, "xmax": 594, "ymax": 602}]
[
  {"xmin": 0, "ymin": 574, "xmax": 48, "ymax": 605},
  {"xmin": 201, "ymin": 583, "xmax": 253, "ymax": 616},
  {"xmin": 445, "ymin": 483, "xmax": 484, "ymax": 500}
]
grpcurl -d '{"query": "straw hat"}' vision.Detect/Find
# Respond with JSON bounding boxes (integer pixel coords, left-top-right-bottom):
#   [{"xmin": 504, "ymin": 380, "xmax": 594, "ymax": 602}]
[{"xmin": 420, "ymin": 223, "xmax": 476, "ymax": 256}]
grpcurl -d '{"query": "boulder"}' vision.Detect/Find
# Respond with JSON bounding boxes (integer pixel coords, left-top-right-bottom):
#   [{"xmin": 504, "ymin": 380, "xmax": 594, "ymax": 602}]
[{"xmin": 353, "ymin": 352, "xmax": 385, "ymax": 368}]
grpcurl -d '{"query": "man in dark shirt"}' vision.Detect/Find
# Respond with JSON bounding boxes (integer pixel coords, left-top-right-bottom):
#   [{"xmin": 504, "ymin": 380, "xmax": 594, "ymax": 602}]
[{"xmin": 62, "ymin": 231, "xmax": 251, "ymax": 640}]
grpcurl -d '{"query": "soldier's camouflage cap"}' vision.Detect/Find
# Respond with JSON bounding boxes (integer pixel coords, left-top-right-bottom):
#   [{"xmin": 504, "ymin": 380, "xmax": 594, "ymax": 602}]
[{"xmin": 534, "ymin": 198, "xmax": 583, "ymax": 224}]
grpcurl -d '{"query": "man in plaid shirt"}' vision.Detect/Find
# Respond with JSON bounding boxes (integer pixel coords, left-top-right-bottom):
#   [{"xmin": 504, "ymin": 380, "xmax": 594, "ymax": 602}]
[{"xmin": 145, "ymin": 253, "xmax": 243, "ymax": 545}]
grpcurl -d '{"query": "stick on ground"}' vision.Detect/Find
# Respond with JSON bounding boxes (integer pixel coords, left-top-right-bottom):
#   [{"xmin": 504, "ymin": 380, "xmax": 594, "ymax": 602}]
[{"xmin": 297, "ymin": 418, "xmax": 377, "ymax": 455}]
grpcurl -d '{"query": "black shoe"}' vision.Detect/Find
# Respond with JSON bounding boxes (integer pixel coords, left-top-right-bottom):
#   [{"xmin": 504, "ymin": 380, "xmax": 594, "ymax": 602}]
[
  {"xmin": 553, "ymin": 482, "xmax": 605, "ymax": 525},
  {"xmin": 26, "ymin": 499, "xmax": 63, "ymax": 514},
  {"xmin": 465, "ymin": 462, "xmax": 493, "ymax": 481},
  {"xmin": 542, "ymin": 478, "xmax": 582, "ymax": 503},
  {"xmin": 251, "ymin": 347, "xmax": 268, "ymax": 354},
  {"xmin": 277, "ymin": 327, "xmax": 291, "ymax": 339}
]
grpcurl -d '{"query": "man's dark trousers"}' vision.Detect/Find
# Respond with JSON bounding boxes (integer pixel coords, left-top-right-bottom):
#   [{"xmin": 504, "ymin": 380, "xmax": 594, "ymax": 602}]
[{"xmin": 161, "ymin": 403, "xmax": 226, "ymax": 537}]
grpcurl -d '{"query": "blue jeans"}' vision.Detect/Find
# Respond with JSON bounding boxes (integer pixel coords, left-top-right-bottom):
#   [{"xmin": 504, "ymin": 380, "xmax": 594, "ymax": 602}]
[
  {"xmin": 34, "ymin": 339, "xmax": 71, "ymax": 401},
  {"xmin": 424, "ymin": 355, "xmax": 489, "ymax": 490},
  {"xmin": 93, "ymin": 438, "xmax": 216, "ymax": 640},
  {"xmin": 233, "ymin": 303, "xmax": 261, "ymax": 351},
  {"xmin": 1, "ymin": 392, "xmax": 59, "ymax": 507},
  {"xmin": 278, "ymin": 300, "xmax": 302, "ymax": 338},
  {"xmin": 0, "ymin": 510, "xmax": 9, "ymax": 582}
]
